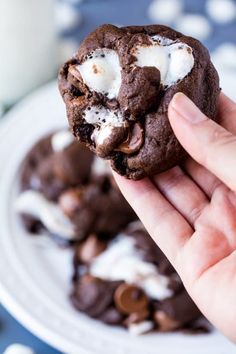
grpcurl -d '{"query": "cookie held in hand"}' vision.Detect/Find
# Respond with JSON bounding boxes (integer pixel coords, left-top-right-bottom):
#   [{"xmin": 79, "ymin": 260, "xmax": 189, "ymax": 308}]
[{"xmin": 59, "ymin": 24, "xmax": 220, "ymax": 179}]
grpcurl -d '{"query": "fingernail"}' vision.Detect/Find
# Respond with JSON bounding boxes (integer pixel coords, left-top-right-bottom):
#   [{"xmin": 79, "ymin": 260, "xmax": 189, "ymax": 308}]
[{"xmin": 170, "ymin": 93, "xmax": 207, "ymax": 124}]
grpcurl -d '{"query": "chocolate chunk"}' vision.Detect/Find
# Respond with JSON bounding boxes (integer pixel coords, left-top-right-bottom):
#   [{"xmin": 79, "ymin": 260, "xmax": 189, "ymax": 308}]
[
  {"xmin": 114, "ymin": 284, "xmax": 148, "ymax": 315},
  {"xmin": 99, "ymin": 307, "xmax": 124, "ymax": 325},
  {"xmin": 154, "ymin": 310, "xmax": 180, "ymax": 332},
  {"xmin": 156, "ymin": 291, "xmax": 202, "ymax": 325},
  {"xmin": 95, "ymin": 125, "xmax": 129, "ymax": 157},
  {"xmin": 115, "ymin": 123, "xmax": 144, "ymax": 155},
  {"xmin": 71, "ymin": 275, "xmax": 122, "ymax": 318}
]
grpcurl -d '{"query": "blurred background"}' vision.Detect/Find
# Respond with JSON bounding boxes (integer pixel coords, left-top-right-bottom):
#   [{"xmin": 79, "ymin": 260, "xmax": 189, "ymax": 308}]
[{"xmin": 0, "ymin": 0, "xmax": 236, "ymax": 353}]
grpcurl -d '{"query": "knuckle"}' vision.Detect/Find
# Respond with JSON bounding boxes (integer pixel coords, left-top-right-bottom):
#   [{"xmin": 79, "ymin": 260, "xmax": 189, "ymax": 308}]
[
  {"xmin": 203, "ymin": 126, "xmax": 236, "ymax": 167},
  {"xmin": 190, "ymin": 203, "xmax": 206, "ymax": 225},
  {"xmin": 158, "ymin": 167, "xmax": 184, "ymax": 193}
]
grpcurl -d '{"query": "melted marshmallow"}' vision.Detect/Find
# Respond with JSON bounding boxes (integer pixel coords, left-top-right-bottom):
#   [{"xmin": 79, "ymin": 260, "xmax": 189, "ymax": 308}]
[
  {"xmin": 90, "ymin": 236, "xmax": 173, "ymax": 300},
  {"xmin": 84, "ymin": 105, "xmax": 124, "ymax": 145},
  {"xmin": 84, "ymin": 106, "xmax": 124, "ymax": 127},
  {"xmin": 15, "ymin": 190, "xmax": 75, "ymax": 240},
  {"xmin": 92, "ymin": 125, "xmax": 115, "ymax": 145},
  {"xmin": 51, "ymin": 130, "xmax": 74, "ymax": 152},
  {"xmin": 78, "ymin": 48, "xmax": 122, "ymax": 99},
  {"xmin": 133, "ymin": 36, "xmax": 194, "ymax": 87},
  {"xmin": 3, "ymin": 344, "xmax": 35, "ymax": 354}
]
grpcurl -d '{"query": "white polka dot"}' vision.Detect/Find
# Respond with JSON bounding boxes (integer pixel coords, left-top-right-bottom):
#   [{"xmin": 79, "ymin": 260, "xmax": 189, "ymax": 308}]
[
  {"xmin": 211, "ymin": 43, "xmax": 236, "ymax": 70},
  {"xmin": 175, "ymin": 14, "xmax": 212, "ymax": 40},
  {"xmin": 206, "ymin": 0, "xmax": 236, "ymax": 24},
  {"xmin": 147, "ymin": 0, "xmax": 183, "ymax": 24},
  {"xmin": 3, "ymin": 344, "xmax": 35, "ymax": 354}
]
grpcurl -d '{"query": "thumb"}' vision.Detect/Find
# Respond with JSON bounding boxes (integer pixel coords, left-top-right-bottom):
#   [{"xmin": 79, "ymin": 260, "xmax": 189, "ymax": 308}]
[{"xmin": 168, "ymin": 92, "xmax": 236, "ymax": 192}]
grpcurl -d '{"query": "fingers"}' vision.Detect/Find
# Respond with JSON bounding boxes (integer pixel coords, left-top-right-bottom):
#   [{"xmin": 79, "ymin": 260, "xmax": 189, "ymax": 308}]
[
  {"xmin": 113, "ymin": 172, "xmax": 192, "ymax": 263},
  {"xmin": 183, "ymin": 159, "xmax": 223, "ymax": 198},
  {"xmin": 217, "ymin": 93, "xmax": 236, "ymax": 134},
  {"xmin": 168, "ymin": 93, "xmax": 236, "ymax": 192},
  {"xmin": 152, "ymin": 166, "xmax": 209, "ymax": 227}
]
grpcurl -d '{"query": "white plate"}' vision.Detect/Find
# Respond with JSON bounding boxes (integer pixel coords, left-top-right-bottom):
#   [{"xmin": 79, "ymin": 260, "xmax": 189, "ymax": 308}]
[{"xmin": 0, "ymin": 82, "xmax": 235, "ymax": 354}]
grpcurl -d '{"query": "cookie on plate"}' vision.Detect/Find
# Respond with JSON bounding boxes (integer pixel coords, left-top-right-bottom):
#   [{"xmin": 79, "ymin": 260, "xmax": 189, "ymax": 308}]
[
  {"xmin": 59, "ymin": 24, "xmax": 220, "ymax": 179},
  {"xmin": 16, "ymin": 129, "xmax": 135, "ymax": 243},
  {"xmin": 71, "ymin": 222, "xmax": 208, "ymax": 334}
]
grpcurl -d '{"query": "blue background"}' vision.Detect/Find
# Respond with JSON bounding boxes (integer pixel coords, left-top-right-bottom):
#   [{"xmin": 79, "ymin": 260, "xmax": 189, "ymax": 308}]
[{"xmin": 0, "ymin": 0, "xmax": 235, "ymax": 353}]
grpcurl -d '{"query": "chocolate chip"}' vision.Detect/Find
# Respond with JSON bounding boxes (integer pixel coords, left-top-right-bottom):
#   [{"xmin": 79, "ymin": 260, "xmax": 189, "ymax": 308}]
[
  {"xmin": 71, "ymin": 275, "xmax": 122, "ymax": 318},
  {"xmin": 68, "ymin": 65, "xmax": 82, "ymax": 82},
  {"xmin": 156, "ymin": 291, "xmax": 202, "ymax": 325},
  {"xmin": 95, "ymin": 125, "xmax": 129, "ymax": 157},
  {"xmin": 59, "ymin": 188, "xmax": 83, "ymax": 217},
  {"xmin": 78, "ymin": 233, "xmax": 106, "ymax": 263},
  {"xmin": 154, "ymin": 310, "xmax": 180, "ymax": 332},
  {"xmin": 115, "ymin": 123, "xmax": 144, "ymax": 155},
  {"xmin": 114, "ymin": 284, "xmax": 148, "ymax": 315}
]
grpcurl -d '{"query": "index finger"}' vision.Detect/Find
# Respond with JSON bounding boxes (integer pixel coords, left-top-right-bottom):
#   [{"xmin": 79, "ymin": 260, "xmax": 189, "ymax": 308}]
[{"xmin": 218, "ymin": 93, "xmax": 236, "ymax": 134}]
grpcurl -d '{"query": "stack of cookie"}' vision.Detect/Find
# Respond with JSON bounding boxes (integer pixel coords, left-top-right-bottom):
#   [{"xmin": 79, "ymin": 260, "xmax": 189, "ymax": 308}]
[{"xmin": 15, "ymin": 129, "xmax": 208, "ymax": 335}]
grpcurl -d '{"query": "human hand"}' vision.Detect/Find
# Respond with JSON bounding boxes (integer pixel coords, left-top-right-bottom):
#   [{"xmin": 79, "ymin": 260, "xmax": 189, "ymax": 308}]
[{"xmin": 113, "ymin": 92, "xmax": 236, "ymax": 342}]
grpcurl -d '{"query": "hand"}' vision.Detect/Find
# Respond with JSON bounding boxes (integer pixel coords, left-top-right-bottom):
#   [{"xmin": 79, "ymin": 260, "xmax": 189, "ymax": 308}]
[{"xmin": 113, "ymin": 92, "xmax": 236, "ymax": 342}]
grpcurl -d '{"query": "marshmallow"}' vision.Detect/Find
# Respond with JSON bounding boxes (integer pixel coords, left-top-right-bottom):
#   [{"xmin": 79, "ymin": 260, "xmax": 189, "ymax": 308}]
[
  {"xmin": 3, "ymin": 344, "xmax": 35, "ymax": 354},
  {"xmin": 175, "ymin": 14, "xmax": 212, "ymax": 40},
  {"xmin": 15, "ymin": 190, "xmax": 75, "ymax": 240},
  {"xmin": 78, "ymin": 49, "xmax": 122, "ymax": 99},
  {"xmin": 51, "ymin": 130, "xmax": 74, "ymax": 152},
  {"xmin": 84, "ymin": 106, "xmax": 124, "ymax": 145},
  {"xmin": 84, "ymin": 106, "xmax": 124, "ymax": 127},
  {"xmin": 206, "ymin": 0, "xmax": 236, "ymax": 24},
  {"xmin": 148, "ymin": 0, "xmax": 183, "ymax": 24},
  {"xmin": 165, "ymin": 43, "xmax": 194, "ymax": 86},
  {"xmin": 134, "ymin": 36, "xmax": 194, "ymax": 87},
  {"xmin": 92, "ymin": 125, "xmax": 115, "ymax": 146},
  {"xmin": 128, "ymin": 321, "xmax": 154, "ymax": 336},
  {"xmin": 90, "ymin": 236, "xmax": 173, "ymax": 300},
  {"xmin": 84, "ymin": 105, "xmax": 124, "ymax": 145}
]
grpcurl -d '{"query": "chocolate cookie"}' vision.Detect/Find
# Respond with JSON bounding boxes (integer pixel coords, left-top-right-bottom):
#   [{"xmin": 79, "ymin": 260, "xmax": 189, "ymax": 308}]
[
  {"xmin": 16, "ymin": 131, "xmax": 208, "ymax": 334},
  {"xmin": 71, "ymin": 222, "xmax": 206, "ymax": 333},
  {"xmin": 59, "ymin": 24, "xmax": 220, "ymax": 179},
  {"xmin": 16, "ymin": 129, "xmax": 136, "ymax": 242}
]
